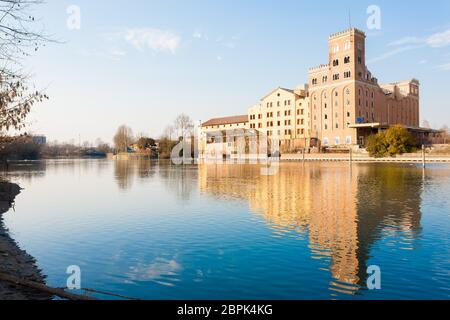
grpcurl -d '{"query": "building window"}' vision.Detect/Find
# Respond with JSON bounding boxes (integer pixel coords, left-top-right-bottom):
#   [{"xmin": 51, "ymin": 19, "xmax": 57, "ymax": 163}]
[
  {"xmin": 335, "ymin": 137, "xmax": 340, "ymax": 145},
  {"xmin": 347, "ymin": 112, "xmax": 351, "ymax": 117},
  {"xmin": 344, "ymin": 56, "xmax": 351, "ymax": 64},
  {"xmin": 344, "ymin": 41, "xmax": 351, "ymax": 50},
  {"xmin": 344, "ymin": 71, "xmax": 351, "ymax": 78},
  {"xmin": 323, "ymin": 137, "xmax": 329, "ymax": 145},
  {"xmin": 333, "ymin": 74, "xmax": 340, "ymax": 81},
  {"xmin": 345, "ymin": 136, "xmax": 352, "ymax": 144},
  {"xmin": 333, "ymin": 59, "xmax": 339, "ymax": 66},
  {"xmin": 333, "ymin": 45, "xmax": 339, "ymax": 53}
]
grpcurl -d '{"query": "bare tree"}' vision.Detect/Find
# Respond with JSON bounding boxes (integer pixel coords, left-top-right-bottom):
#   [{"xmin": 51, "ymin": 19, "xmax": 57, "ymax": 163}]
[
  {"xmin": 0, "ymin": 0, "xmax": 51, "ymax": 132},
  {"xmin": 174, "ymin": 113, "xmax": 194, "ymax": 140},
  {"xmin": 162, "ymin": 125, "xmax": 175, "ymax": 141},
  {"xmin": 113, "ymin": 125, "xmax": 134, "ymax": 152}
]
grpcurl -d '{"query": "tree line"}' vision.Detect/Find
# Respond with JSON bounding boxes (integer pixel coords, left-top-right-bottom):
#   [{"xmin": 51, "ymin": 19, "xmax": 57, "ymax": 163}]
[{"xmin": 113, "ymin": 113, "xmax": 195, "ymax": 159}]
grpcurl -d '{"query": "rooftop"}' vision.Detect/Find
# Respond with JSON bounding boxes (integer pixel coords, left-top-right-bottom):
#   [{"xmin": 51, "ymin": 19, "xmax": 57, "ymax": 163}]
[
  {"xmin": 201, "ymin": 115, "xmax": 248, "ymax": 127},
  {"xmin": 329, "ymin": 28, "xmax": 366, "ymax": 40}
]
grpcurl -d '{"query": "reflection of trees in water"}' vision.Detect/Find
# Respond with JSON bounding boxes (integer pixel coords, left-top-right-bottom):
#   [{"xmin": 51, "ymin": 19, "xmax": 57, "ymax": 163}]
[
  {"xmin": 114, "ymin": 159, "xmax": 155, "ymax": 190},
  {"xmin": 2, "ymin": 160, "xmax": 113, "ymax": 184},
  {"xmin": 198, "ymin": 163, "xmax": 425, "ymax": 296},
  {"xmin": 353, "ymin": 165, "xmax": 423, "ymax": 288},
  {"xmin": 159, "ymin": 162, "xmax": 198, "ymax": 201},
  {"xmin": 1, "ymin": 161, "xmax": 47, "ymax": 183}
]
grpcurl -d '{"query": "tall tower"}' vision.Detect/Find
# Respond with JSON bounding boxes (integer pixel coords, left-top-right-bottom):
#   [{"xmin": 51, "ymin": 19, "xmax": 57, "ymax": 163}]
[{"xmin": 328, "ymin": 28, "xmax": 366, "ymax": 83}]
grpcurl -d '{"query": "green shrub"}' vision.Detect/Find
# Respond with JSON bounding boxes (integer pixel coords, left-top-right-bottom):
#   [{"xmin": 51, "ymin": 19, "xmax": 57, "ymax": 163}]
[{"xmin": 366, "ymin": 125, "xmax": 417, "ymax": 158}]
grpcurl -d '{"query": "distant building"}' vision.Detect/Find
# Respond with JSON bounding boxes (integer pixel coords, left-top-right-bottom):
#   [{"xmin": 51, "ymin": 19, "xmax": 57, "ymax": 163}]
[
  {"xmin": 199, "ymin": 28, "xmax": 431, "ymax": 156},
  {"xmin": 32, "ymin": 135, "xmax": 47, "ymax": 145}
]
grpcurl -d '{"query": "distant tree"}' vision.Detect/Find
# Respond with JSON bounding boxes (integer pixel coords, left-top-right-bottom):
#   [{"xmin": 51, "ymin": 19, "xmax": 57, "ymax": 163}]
[
  {"xmin": 162, "ymin": 125, "xmax": 175, "ymax": 141},
  {"xmin": 158, "ymin": 137, "xmax": 178, "ymax": 159},
  {"xmin": 94, "ymin": 138, "xmax": 111, "ymax": 153},
  {"xmin": 136, "ymin": 137, "xmax": 155, "ymax": 150},
  {"xmin": 113, "ymin": 125, "xmax": 134, "ymax": 152},
  {"xmin": 82, "ymin": 141, "xmax": 91, "ymax": 149},
  {"xmin": 367, "ymin": 125, "xmax": 417, "ymax": 158},
  {"xmin": 174, "ymin": 114, "xmax": 194, "ymax": 140}
]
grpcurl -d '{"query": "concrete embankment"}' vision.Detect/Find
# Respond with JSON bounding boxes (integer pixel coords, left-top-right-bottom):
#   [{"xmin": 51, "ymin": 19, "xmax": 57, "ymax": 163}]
[
  {"xmin": 281, "ymin": 153, "xmax": 450, "ymax": 163},
  {"xmin": 0, "ymin": 182, "xmax": 51, "ymax": 300}
]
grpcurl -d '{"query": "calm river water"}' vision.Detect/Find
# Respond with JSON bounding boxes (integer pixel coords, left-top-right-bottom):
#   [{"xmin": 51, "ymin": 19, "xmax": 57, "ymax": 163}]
[{"xmin": 2, "ymin": 160, "xmax": 450, "ymax": 299}]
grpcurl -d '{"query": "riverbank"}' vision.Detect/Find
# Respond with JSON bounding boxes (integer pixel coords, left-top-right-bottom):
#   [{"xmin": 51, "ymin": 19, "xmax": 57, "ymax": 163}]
[
  {"xmin": 0, "ymin": 181, "xmax": 51, "ymax": 300},
  {"xmin": 281, "ymin": 153, "xmax": 450, "ymax": 163}
]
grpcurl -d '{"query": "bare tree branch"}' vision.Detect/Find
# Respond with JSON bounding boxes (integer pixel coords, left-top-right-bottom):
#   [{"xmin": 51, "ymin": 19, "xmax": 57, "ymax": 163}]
[{"xmin": 0, "ymin": 0, "xmax": 51, "ymax": 132}]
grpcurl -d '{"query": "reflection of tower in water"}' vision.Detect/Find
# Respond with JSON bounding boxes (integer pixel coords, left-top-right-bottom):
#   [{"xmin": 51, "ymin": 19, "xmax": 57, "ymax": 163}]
[{"xmin": 198, "ymin": 163, "xmax": 423, "ymax": 297}]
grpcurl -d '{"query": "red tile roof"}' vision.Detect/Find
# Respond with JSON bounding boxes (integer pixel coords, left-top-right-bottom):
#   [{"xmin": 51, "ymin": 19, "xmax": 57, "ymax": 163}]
[{"xmin": 201, "ymin": 115, "xmax": 249, "ymax": 127}]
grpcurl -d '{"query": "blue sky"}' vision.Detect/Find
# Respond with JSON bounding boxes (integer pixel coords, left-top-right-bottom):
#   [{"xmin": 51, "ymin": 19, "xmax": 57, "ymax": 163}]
[{"xmin": 23, "ymin": 0, "xmax": 450, "ymax": 143}]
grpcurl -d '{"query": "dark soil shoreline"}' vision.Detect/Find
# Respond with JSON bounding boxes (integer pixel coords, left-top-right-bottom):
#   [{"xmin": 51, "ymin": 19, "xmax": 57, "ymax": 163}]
[{"xmin": 0, "ymin": 181, "xmax": 51, "ymax": 300}]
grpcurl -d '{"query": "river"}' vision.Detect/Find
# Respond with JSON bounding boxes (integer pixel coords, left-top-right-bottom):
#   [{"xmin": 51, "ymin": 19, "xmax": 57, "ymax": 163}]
[{"xmin": 2, "ymin": 160, "xmax": 449, "ymax": 299}]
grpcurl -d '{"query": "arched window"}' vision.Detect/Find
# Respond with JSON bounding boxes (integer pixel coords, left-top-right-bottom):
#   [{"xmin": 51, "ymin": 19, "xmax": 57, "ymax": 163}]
[{"xmin": 344, "ymin": 41, "xmax": 351, "ymax": 51}]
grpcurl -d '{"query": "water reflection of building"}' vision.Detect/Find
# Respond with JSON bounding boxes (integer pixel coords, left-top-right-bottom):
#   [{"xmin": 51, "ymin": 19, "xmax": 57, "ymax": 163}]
[{"xmin": 198, "ymin": 163, "xmax": 423, "ymax": 296}]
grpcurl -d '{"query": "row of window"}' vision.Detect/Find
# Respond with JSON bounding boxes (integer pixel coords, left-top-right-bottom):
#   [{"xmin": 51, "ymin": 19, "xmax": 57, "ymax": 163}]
[
  {"xmin": 322, "ymin": 136, "xmax": 353, "ymax": 146},
  {"xmin": 249, "ymin": 123, "xmax": 263, "ymax": 129},
  {"xmin": 266, "ymin": 120, "xmax": 293, "ymax": 127},
  {"xmin": 267, "ymin": 130, "xmax": 293, "ymax": 136},
  {"xmin": 313, "ymin": 88, "xmax": 351, "ymax": 100},
  {"xmin": 265, "ymin": 110, "xmax": 293, "ymax": 118},
  {"xmin": 332, "ymin": 41, "xmax": 352, "ymax": 53},
  {"xmin": 312, "ymin": 71, "xmax": 354, "ymax": 85},
  {"xmin": 332, "ymin": 56, "xmax": 351, "ymax": 67},
  {"xmin": 266, "ymin": 100, "xmax": 291, "ymax": 108},
  {"xmin": 313, "ymin": 111, "xmax": 352, "ymax": 121}
]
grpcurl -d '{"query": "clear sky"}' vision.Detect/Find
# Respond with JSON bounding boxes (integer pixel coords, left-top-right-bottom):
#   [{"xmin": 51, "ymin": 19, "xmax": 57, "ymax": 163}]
[{"xmin": 21, "ymin": 0, "xmax": 450, "ymax": 144}]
